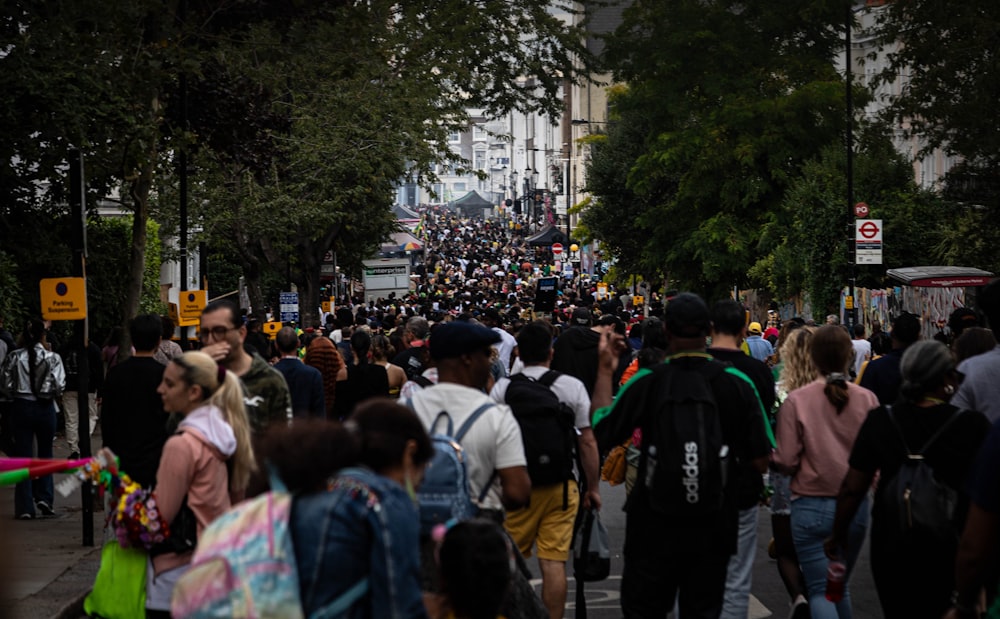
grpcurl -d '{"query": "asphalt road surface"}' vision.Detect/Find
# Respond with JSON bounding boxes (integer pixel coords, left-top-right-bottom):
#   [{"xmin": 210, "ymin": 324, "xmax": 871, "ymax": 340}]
[{"xmin": 525, "ymin": 482, "xmax": 885, "ymax": 618}]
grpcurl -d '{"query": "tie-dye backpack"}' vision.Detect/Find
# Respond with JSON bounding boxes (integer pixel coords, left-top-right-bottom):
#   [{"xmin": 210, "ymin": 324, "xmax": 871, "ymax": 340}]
[{"xmin": 170, "ymin": 471, "xmax": 367, "ymax": 619}]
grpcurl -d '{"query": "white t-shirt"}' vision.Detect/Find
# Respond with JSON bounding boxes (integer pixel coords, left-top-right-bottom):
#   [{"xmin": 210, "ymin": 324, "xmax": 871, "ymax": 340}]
[
  {"xmin": 492, "ymin": 327, "xmax": 517, "ymax": 375},
  {"xmin": 410, "ymin": 382, "xmax": 526, "ymax": 511},
  {"xmin": 851, "ymin": 339, "xmax": 872, "ymax": 376}
]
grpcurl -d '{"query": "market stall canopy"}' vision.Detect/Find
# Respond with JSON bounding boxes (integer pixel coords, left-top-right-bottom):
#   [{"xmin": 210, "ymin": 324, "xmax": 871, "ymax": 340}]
[
  {"xmin": 887, "ymin": 266, "xmax": 994, "ymax": 288},
  {"xmin": 393, "ymin": 203, "xmax": 420, "ymax": 222},
  {"xmin": 447, "ymin": 190, "xmax": 494, "ymax": 216},
  {"xmin": 382, "ymin": 231, "xmax": 423, "ymax": 253},
  {"xmin": 524, "ymin": 225, "xmax": 571, "ymax": 247}
]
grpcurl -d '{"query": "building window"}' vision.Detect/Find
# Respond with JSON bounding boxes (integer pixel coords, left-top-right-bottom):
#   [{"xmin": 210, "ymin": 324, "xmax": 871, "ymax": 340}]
[
  {"xmin": 474, "ymin": 150, "xmax": 486, "ymax": 171},
  {"xmin": 453, "ymin": 182, "xmax": 466, "ymax": 192},
  {"xmin": 447, "ymin": 131, "xmax": 461, "ymax": 143},
  {"xmin": 473, "ymin": 125, "xmax": 487, "ymax": 141}
]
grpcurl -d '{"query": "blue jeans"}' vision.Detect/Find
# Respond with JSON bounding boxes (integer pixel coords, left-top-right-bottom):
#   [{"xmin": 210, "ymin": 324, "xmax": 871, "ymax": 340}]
[
  {"xmin": 720, "ymin": 506, "xmax": 759, "ymax": 619},
  {"xmin": 790, "ymin": 496, "xmax": 868, "ymax": 619},
  {"xmin": 10, "ymin": 398, "xmax": 56, "ymax": 517}
]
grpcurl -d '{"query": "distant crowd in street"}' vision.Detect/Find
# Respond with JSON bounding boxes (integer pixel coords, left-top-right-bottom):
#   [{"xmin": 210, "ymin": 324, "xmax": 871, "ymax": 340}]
[{"xmin": 2, "ymin": 209, "xmax": 1000, "ymax": 618}]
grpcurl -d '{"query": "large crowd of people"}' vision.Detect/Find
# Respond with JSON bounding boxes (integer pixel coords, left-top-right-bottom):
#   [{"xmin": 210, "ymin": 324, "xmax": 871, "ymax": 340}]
[{"xmin": 3, "ymin": 208, "xmax": 1000, "ymax": 618}]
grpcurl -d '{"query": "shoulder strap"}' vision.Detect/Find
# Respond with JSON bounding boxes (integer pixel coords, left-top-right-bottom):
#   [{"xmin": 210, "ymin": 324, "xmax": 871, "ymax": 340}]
[
  {"xmin": 454, "ymin": 402, "xmax": 495, "ymax": 442},
  {"xmin": 917, "ymin": 409, "xmax": 966, "ymax": 455},
  {"xmin": 314, "ymin": 577, "xmax": 370, "ymax": 618},
  {"xmin": 538, "ymin": 370, "xmax": 560, "ymax": 388},
  {"xmin": 885, "ymin": 405, "xmax": 912, "ymax": 456},
  {"xmin": 430, "ymin": 411, "xmax": 454, "ymax": 436},
  {"xmin": 886, "ymin": 405, "xmax": 966, "ymax": 457}
]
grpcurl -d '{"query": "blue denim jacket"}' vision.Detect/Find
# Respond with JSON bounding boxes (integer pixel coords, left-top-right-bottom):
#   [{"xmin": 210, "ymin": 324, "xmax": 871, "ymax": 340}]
[{"xmin": 291, "ymin": 466, "xmax": 428, "ymax": 619}]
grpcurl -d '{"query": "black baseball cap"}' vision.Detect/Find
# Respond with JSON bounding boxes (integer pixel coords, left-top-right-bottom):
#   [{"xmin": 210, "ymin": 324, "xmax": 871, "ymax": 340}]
[
  {"xmin": 429, "ymin": 322, "xmax": 501, "ymax": 360},
  {"xmin": 664, "ymin": 293, "xmax": 710, "ymax": 338}
]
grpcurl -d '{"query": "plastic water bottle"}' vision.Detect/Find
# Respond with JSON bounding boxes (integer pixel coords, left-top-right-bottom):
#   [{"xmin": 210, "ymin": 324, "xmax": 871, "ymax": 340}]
[{"xmin": 825, "ymin": 559, "xmax": 846, "ymax": 602}]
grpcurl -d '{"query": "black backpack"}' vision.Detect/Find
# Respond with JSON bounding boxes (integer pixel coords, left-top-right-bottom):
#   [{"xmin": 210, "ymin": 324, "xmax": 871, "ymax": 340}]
[
  {"xmin": 878, "ymin": 406, "xmax": 964, "ymax": 545},
  {"xmin": 504, "ymin": 371, "xmax": 578, "ymax": 504},
  {"xmin": 641, "ymin": 359, "xmax": 730, "ymax": 518}
]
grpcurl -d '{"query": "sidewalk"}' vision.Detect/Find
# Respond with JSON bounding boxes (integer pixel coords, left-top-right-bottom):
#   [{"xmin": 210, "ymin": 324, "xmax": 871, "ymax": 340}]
[{"xmin": 0, "ymin": 428, "xmax": 104, "ymax": 619}]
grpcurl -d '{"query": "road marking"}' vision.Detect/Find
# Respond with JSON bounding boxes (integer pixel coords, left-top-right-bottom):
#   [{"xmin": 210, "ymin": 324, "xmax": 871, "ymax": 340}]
[{"xmin": 530, "ymin": 576, "xmax": 772, "ymax": 617}]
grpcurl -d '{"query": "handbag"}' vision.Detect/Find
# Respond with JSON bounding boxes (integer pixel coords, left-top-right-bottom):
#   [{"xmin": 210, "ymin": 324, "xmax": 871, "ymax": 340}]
[
  {"xmin": 84, "ymin": 541, "xmax": 147, "ymax": 619},
  {"xmin": 572, "ymin": 508, "xmax": 611, "ymax": 619},
  {"xmin": 600, "ymin": 438, "xmax": 630, "ymax": 486},
  {"xmin": 573, "ymin": 508, "xmax": 610, "ymax": 582}
]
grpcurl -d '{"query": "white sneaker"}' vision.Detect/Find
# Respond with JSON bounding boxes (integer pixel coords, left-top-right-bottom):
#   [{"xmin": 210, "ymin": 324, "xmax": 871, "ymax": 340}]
[{"xmin": 789, "ymin": 595, "xmax": 809, "ymax": 619}]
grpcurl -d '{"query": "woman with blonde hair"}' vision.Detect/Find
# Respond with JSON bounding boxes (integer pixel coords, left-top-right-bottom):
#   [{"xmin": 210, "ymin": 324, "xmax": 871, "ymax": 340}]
[
  {"xmin": 144, "ymin": 351, "xmax": 255, "ymax": 617},
  {"xmin": 304, "ymin": 337, "xmax": 345, "ymax": 420},
  {"xmin": 770, "ymin": 324, "xmax": 816, "ymax": 618},
  {"xmin": 774, "ymin": 326, "xmax": 879, "ymax": 618}
]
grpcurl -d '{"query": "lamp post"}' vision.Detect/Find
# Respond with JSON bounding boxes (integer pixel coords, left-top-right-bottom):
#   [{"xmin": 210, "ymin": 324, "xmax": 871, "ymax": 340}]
[
  {"xmin": 524, "ymin": 167, "xmax": 534, "ymax": 232},
  {"xmin": 510, "ymin": 169, "xmax": 519, "ymax": 226}
]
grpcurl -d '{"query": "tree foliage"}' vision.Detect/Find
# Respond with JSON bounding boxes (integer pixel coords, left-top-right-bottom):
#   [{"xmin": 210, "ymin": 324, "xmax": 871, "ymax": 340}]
[
  {"xmin": 1, "ymin": 0, "xmax": 596, "ymax": 327},
  {"xmin": 873, "ymin": 0, "xmax": 1000, "ymax": 171},
  {"xmin": 595, "ymin": 0, "xmax": 852, "ymax": 299}
]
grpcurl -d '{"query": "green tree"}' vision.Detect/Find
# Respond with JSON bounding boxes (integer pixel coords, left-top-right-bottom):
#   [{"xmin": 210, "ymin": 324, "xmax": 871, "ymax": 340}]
[
  {"xmin": 874, "ymin": 1, "xmax": 1000, "ymax": 173},
  {"xmin": 179, "ymin": 0, "xmax": 596, "ymax": 325},
  {"xmin": 758, "ymin": 125, "xmax": 947, "ymax": 314},
  {"xmin": 594, "ymin": 0, "xmax": 852, "ymax": 299}
]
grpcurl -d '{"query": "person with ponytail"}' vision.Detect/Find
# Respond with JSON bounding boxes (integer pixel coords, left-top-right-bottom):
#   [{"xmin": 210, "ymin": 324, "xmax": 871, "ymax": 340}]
[
  {"xmin": 0, "ymin": 318, "xmax": 65, "ymax": 519},
  {"xmin": 144, "ymin": 351, "xmax": 256, "ymax": 617},
  {"xmin": 773, "ymin": 325, "xmax": 879, "ymax": 618}
]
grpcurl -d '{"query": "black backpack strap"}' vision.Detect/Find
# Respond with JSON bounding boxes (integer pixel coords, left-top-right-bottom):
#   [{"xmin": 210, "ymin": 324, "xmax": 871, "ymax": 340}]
[
  {"xmin": 454, "ymin": 402, "xmax": 495, "ymax": 442},
  {"xmin": 414, "ymin": 375, "xmax": 433, "ymax": 388},
  {"xmin": 917, "ymin": 409, "xmax": 966, "ymax": 455},
  {"xmin": 886, "ymin": 405, "xmax": 965, "ymax": 457},
  {"xmin": 884, "ymin": 405, "xmax": 912, "ymax": 456},
  {"xmin": 538, "ymin": 370, "xmax": 561, "ymax": 388}
]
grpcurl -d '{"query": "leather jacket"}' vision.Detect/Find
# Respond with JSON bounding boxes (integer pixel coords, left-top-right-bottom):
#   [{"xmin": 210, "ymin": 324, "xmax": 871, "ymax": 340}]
[
  {"xmin": 1, "ymin": 344, "xmax": 66, "ymax": 400},
  {"xmin": 291, "ymin": 466, "xmax": 428, "ymax": 619}
]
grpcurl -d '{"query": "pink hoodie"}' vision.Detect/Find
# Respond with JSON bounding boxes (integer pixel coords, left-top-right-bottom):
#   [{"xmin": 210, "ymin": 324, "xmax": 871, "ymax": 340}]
[
  {"xmin": 151, "ymin": 404, "xmax": 238, "ymax": 575},
  {"xmin": 774, "ymin": 379, "xmax": 879, "ymax": 498}
]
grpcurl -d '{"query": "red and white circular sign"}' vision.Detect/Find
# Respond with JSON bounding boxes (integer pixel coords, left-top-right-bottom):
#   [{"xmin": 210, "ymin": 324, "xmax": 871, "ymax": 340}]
[
  {"xmin": 551, "ymin": 243, "xmax": 563, "ymax": 255},
  {"xmin": 858, "ymin": 220, "xmax": 880, "ymax": 239},
  {"xmin": 854, "ymin": 202, "xmax": 869, "ymax": 218}
]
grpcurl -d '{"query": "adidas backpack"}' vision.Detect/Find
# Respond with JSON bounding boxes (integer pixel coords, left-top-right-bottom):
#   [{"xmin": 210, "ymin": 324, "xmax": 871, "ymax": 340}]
[
  {"xmin": 503, "ymin": 371, "xmax": 578, "ymax": 496},
  {"xmin": 877, "ymin": 406, "xmax": 964, "ymax": 545},
  {"xmin": 641, "ymin": 359, "xmax": 730, "ymax": 517},
  {"xmin": 413, "ymin": 403, "xmax": 495, "ymax": 536}
]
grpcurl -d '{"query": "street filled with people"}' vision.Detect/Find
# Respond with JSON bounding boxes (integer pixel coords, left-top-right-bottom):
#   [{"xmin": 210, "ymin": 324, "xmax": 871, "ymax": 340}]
[{"xmin": 3, "ymin": 207, "xmax": 1000, "ymax": 619}]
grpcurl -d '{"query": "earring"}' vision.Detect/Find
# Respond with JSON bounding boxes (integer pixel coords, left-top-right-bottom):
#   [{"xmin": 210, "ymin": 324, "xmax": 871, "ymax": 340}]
[{"xmin": 944, "ymin": 384, "xmax": 955, "ymax": 395}]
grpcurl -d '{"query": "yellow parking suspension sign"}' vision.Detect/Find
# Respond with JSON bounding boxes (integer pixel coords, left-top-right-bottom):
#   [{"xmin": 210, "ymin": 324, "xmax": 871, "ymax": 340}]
[
  {"xmin": 179, "ymin": 290, "xmax": 207, "ymax": 321},
  {"xmin": 40, "ymin": 278, "xmax": 87, "ymax": 320}
]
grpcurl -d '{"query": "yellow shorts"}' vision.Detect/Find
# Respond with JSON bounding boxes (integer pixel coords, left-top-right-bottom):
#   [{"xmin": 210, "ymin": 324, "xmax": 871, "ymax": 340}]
[{"xmin": 504, "ymin": 480, "xmax": 579, "ymax": 562}]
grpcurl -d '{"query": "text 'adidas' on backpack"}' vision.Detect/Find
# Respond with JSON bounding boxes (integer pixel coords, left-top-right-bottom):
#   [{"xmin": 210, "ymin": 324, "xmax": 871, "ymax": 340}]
[
  {"xmin": 642, "ymin": 360, "xmax": 729, "ymax": 518},
  {"xmin": 878, "ymin": 407, "xmax": 964, "ymax": 545},
  {"xmin": 504, "ymin": 371, "xmax": 578, "ymax": 488},
  {"xmin": 415, "ymin": 403, "xmax": 494, "ymax": 536}
]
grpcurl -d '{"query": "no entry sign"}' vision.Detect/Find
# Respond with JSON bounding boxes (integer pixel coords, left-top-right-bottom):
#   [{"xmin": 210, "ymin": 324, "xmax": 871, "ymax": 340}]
[{"xmin": 551, "ymin": 243, "xmax": 563, "ymax": 255}]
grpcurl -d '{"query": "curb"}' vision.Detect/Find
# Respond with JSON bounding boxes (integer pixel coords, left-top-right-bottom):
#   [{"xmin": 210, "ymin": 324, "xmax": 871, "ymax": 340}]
[{"xmin": 51, "ymin": 589, "xmax": 88, "ymax": 619}]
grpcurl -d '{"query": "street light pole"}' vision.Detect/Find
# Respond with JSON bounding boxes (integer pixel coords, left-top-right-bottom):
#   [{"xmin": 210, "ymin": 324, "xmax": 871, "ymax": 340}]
[
  {"xmin": 524, "ymin": 167, "xmax": 533, "ymax": 232},
  {"xmin": 510, "ymin": 169, "xmax": 519, "ymax": 227}
]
